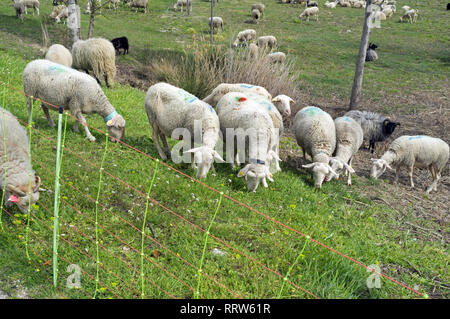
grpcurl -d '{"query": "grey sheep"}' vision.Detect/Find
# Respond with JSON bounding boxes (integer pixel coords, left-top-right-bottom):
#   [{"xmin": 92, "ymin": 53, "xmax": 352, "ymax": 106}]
[
  {"xmin": 251, "ymin": 3, "xmax": 265, "ymax": 17},
  {"xmin": 13, "ymin": 0, "xmax": 25, "ymax": 21}
]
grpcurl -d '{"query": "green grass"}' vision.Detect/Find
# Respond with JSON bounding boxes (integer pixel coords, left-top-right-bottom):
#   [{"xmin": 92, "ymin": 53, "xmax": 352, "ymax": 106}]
[{"xmin": 0, "ymin": 0, "xmax": 448, "ymax": 299}]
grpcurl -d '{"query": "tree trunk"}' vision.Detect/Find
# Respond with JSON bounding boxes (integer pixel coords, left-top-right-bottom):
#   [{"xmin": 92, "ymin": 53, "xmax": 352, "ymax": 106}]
[
  {"xmin": 67, "ymin": 0, "xmax": 81, "ymax": 46},
  {"xmin": 349, "ymin": 0, "xmax": 373, "ymax": 110},
  {"xmin": 187, "ymin": 0, "xmax": 191, "ymax": 16},
  {"xmin": 210, "ymin": 0, "xmax": 215, "ymax": 44},
  {"xmin": 87, "ymin": 0, "xmax": 96, "ymax": 39}
]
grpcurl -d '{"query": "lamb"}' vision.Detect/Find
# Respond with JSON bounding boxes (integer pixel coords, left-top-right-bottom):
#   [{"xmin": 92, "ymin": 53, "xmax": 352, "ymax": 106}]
[
  {"xmin": 293, "ymin": 106, "xmax": 338, "ymax": 188},
  {"xmin": 344, "ymin": 110, "xmax": 400, "ymax": 153},
  {"xmin": 22, "ymin": 0, "xmax": 39, "ymax": 15},
  {"xmin": 22, "ymin": 59, "xmax": 126, "ymax": 143},
  {"xmin": 127, "ymin": 0, "xmax": 148, "ymax": 13},
  {"xmin": 173, "ymin": 0, "xmax": 190, "ymax": 12},
  {"xmin": 54, "ymin": 6, "xmax": 68, "ymax": 23},
  {"xmin": 0, "ymin": 107, "xmax": 41, "ymax": 214},
  {"xmin": 208, "ymin": 17, "xmax": 224, "ymax": 32},
  {"xmin": 370, "ymin": 135, "xmax": 449, "ymax": 193},
  {"xmin": 251, "ymin": 8, "xmax": 261, "ymax": 24},
  {"xmin": 271, "ymin": 95, "xmax": 294, "ymax": 117},
  {"xmin": 45, "ymin": 44, "xmax": 72, "ymax": 67},
  {"xmin": 329, "ymin": 116, "xmax": 363, "ymax": 185},
  {"xmin": 324, "ymin": 1, "xmax": 337, "ymax": 8},
  {"xmin": 257, "ymin": 36, "xmax": 277, "ymax": 51},
  {"xmin": 111, "ymin": 36, "xmax": 129, "ymax": 55},
  {"xmin": 144, "ymin": 82, "xmax": 223, "ymax": 179},
  {"xmin": 267, "ymin": 52, "xmax": 286, "ymax": 64},
  {"xmin": 71, "ymin": 37, "xmax": 116, "ymax": 87},
  {"xmin": 216, "ymin": 92, "xmax": 276, "ymax": 192},
  {"xmin": 232, "ymin": 29, "xmax": 257, "ymax": 48},
  {"xmin": 202, "ymin": 83, "xmax": 272, "ymax": 108},
  {"xmin": 251, "ymin": 3, "xmax": 265, "ymax": 17},
  {"xmin": 298, "ymin": 6, "xmax": 319, "ymax": 21},
  {"xmin": 400, "ymin": 9, "xmax": 418, "ymax": 23},
  {"xmin": 13, "ymin": 0, "xmax": 25, "ymax": 22},
  {"xmin": 365, "ymin": 42, "xmax": 378, "ymax": 62}
]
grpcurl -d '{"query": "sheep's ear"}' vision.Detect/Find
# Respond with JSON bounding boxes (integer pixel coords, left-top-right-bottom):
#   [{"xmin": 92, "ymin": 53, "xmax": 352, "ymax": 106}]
[
  {"xmin": 212, "ymin": 151, "xmax": 225, "ymax": 163},
  {"xmin": 385, "ymin": 163, "xmax": 394, "ymax": 171},
  {"xmin": 237, "ymin": 164, "xmax": 251, "ymax": 178},
  {"xmin": 343, "ymin": 163, "xmax": 355, "ymax": 174},
  {"xmin": 6, "ymin": 184, "xmax": 26, "ymax": 197},
  {"xmin": 265, "ymin": 167, "xmax": 274, "ymax": 182},
  {"xmin": 370, "ymin": 158, "xmax": 378, "ymax": 162},
  {"xmin": 327, "ymin": 165, "xmax": 339, "ymax": 177},
  {"xmin": 271, "ymin": 96, "xmax": 280, "ymax": 102},
  {"xmin": 269, "ymin": 150, "xmax": 281, "ymax": 162},
  {"xmin": 289, "ymin": 98, "xmax": 295, "ymax": 104},
  {"xmin": 34, "ymin": 176, "xmax": 41, "ymax": 192},
  {"xmin": 302, "ymin": 163, "xmax": 315, "ymax": 169},
  {"xmin": 184, "ymin": 147, "xmax": 203, "ymax": 154}
]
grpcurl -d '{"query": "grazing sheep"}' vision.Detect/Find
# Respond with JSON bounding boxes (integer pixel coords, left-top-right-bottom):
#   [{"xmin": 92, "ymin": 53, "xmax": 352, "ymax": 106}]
[
  {"xmin": 216, "ymin": 92, "xmax": 276, "ymax": 192},
  {"xmin": 401, "ymin": 5, "xmax": 410, "ymax": 12},
  {"xmin": 22, "ymin": 0, "xmax": 39, "ymax": 15},
  {"xmin": 257, "ymin": 35, "xmax": 277, "ymax": 51},
  {"xmin": 0, "ymin": 107, "xmax": 41, "ymax": 214},
  {"xmin": 22, "ymin": 59, "xmax": 126, "ymax": 142},
  {"xmin": 202, "ymin": 83, "xmax": 272, "ymax": 108},
  {"xmin": 145, "ymin": 82, "xmax": 223, "ymax": 179},
  {"xmin": 307, "ymin": 0, "xmax": 318, "ymax": 7},
  {"xmin": 111, "ymin": 36, "xmax": 129, "ymax": 55},
  {"xmin": 338, "ymin": 1, "xmax": 352, "ymax": 8},
  {"xmin": 382, "ymin": 7, "xmax": 394, "ymax": 18},
  {"xmin": 352, "ymin": 1, "xmax": 365, "ymax": 8},
  {"xmin": 13, "ymin": 0, "xmax": 25, "ymax": 22},
  {"xmin": 251, "ymin": 8, "xmax": 261, "ymax": 24},
  {"xmin": 365, "ymin": 42, "xmax": 378, "ymax": 62},
  {"xmin": 248, "ymin": 42, "xmax": 259, "ymax": 59},
  {"xmin": 173, "ymin": 0, "xmax": 190, "ymax": 12},
  {"xmin": 45, "ymin": 44, "xmax": 72, "ymax": 67},
  {"xmin": 374, "ymin": 11, "xmax": 386, "ymax": 21},
  {"xmin": 329, "ymin": 116, "xmax": 363, "ymax": 185},
  {"xmin": 298, "ymin": 6, "xmax": 319, "ymax": 21},
  {"xmin": 293, "ymin": 106, "xmax": 338, "ymax": 188},
  {"xmin": 324, "ymin": 1, "xmax": 337, "ymax": 8},
  {"xmin": 232, "ymin": 29, "xmax": 257, "ymax": 48},
  {"xmin": 267, "ymin": 52, "xmax": 286, "ymax": 64},
  {"xmin": 54, "ymin": 6, "xmax": 68, "ymax": 23},
  {"xmin": 208, "ymin": 16, "xmax": 224, "ymax": 32},
  {"xmin": 52, "ymin": 0, "xmax": 67, "ymax": 5},
  {"xmin": 251, "ymin": 3, "xmax": 265, "ymax": 17},
  {"xmin": 127, "ymin": 0, "xmax": 148, "ymax": 13},
  {"xmin": 49, "ymin": 4, "xmax": 66, "ymax": 21},
  {"xmin": 344, "ymin": 110, "xmax": 400, "ymax": 153},
  {"xmin": 71, "ymin": 37, "xmax": 116, "ymax": 87},
  {"xmin": 400, "ymin": 9, "xmax": 418, "ymax": 23},
  {"xmin": 271, "ymin": 95, "xmax": 294, "ymax": 117},
  {"xmin": 370, "ymin": 136, "xmax": 449, "ymax": 193}
]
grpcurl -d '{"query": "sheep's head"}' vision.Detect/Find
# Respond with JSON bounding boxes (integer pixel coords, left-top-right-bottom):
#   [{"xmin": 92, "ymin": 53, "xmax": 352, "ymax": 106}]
[
  {"xmin": 185, "ymin": 146, "xmax": 224, "ymax": 179},
  {"xmin": 106, "ymin": 114, "xmax": 126, "ymax": 142},
  {"xmin": 382, "ymin": 119, "xmax": 400, "ymax": 136},
  {"xmin": 370, "ymin": 158, "xmax": 393, "ymax": 179},
  {"xmin": 6, "ymin": 176, "xmax": 41, "ymax": 213},
  {"xmin": 302, "ymin": 162, "xmax": 338, "ymax": 188},
  {"xmin": 272, "ymin": 95, "xmax": 294, "ymax": 117},
  {"xmin": 329, "ymin": 157, "xmax": 355, "ymax": 180},
  {"xmin": 237, "ymin": 163, "xmax": 273, "ymax": 192}
]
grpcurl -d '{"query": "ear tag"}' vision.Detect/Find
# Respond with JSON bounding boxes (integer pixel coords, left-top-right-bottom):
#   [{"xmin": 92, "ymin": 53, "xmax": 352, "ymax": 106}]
[
  {"xmin": 9, "ymin": 195, "xmax": 19, "ymax": 203},
  {"xmin": 107, "ymin": 120, "xmax": 113, "ymax": 126},
  {"xmin": 240, "ymin": 171, "xmax": 245, "ymax": 177}
]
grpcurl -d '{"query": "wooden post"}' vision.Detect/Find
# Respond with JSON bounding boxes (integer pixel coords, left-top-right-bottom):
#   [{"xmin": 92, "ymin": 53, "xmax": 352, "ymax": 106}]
[{"xmin": 349, "ymin": 0, "xmax": 373, "ymax": 110}]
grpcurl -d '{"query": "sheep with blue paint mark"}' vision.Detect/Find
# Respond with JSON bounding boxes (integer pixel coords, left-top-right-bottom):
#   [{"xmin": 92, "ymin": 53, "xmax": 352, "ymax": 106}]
[
  {"xmin": 202, "ymin": 83, "xmax": 272, "ymax": 108},
  {"xmin": 370, "ymin": 135, "xmax": 449, "ymax": 193},
  {"xmin": 145, "ymin": 82, "xmax": 223, "ymax": 179}
]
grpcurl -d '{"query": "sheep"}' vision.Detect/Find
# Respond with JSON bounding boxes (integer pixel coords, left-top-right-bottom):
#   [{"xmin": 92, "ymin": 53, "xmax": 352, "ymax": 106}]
[
  {"xmin": 127, "ymin": 0, "xmax": 148, "ymax": 13},
  {"xmin": 298, "ymin": 6, "xmax": 319, "ymax": 21},
  {"xmin": 401, "ymin": 5, "xmax": 410, "ymax": 12},
  {"xmin": 232, "ymin": 29, "xmax": 257, "ymax": 48},
  {"xmin": 54, "ymin": 7, "xmax": 68, "ymax": 23},
  {"xmin": 338, "ymin": 1, "xmax": 352, "ymax": 8},
  {"xmin": 208, "ymin": 17, "xmax": 224, "ymax": 32},
  {"xmin": 324, "ymin": 1, "xmax": 337, "ymax": 8},
  {"xmin": 267, "ymin": 52, "xmax": 286, "ymax": 64},
  {"xmin": 49, "ymin": 4, "xmax": 66, "ymax": 21},
  {"xmin": 352, "ymin": 1, "xmax": 365, "ymax": 8},
  {"xmin": 13, "ymin": 0, "xmax": 25, "ymax": 22},
  {"xmin": 248, "ymin": 43, "xmax": 259, "ymax": 59},
  {"xmin": 145, "ymin": 82, "xmax": 223, "ymax": 179},
  {"xmin": 22, "ymin": 59, "xmax": 126, "ymax": 143},
  {"xmin": 382, "ymin": 7, "xmax": 394, "ymax": 18},
  {"xmin": 271, "ymin": 95, "xmax": 294, "ymax": 117},
  {"xmin": 251, "ymin": 3, "xmax": 265, "ymax": 17},
  {"xmin": 22, "ymin": 0, "xmax": 39, "ymax": 15},
  {"xmin": 251, "ymin": 8, "xmax": 261, "ymax": 24},
  {"xmin": 329, "ymin": 116, "xmax": 363, "ymax": 185},
  {"xmin": 370, "ymin": 136, "xmax": 449, "ymax": 193},
  {"xmin": 216, "ymin": 92, "xmax": 276, "ymax": 191},
  {"xmin": 71, "ymin": 37, "xmax": 116, "ymax": 87},
  {"xmin": 173, "ymin": 0, "xmax": 190, "ymax": 12},
  {"xmin": 202, "ymin": 83, "xmax": 272, "ymax": 108},
  {"xmin": 400, "ymin": 9, "xmax": 418, "ymax": 23},
  {"xmin": 45, "ymin": 44, "xmax": 72, "ymax": 67},
  {"xmin": 257, "ymin": 36, "xmax": 277, "ymax": 51},
  {"xmin": 344, "ymin": 110, "xmax": 400, "ymax": 153},
  {"xmin": 365, "ymin": 42, "xmax": 378, "ymax": 62},
  {"xmin": 374, "ymin": 11, "xmax": 386, "ymax": 21},
  {"xmin": 0, "ymin": 107, "xmax": 41, "ymax": 214},
  {"xmin": 307, "ymin": 0, "xmax": 318, "ymax": 7},
  {"xmin": 111, "ymin": 36, "xmax": 129, "ymax": 55},
  {"xmin": 293, "ymin": 106, "xmax": 338, "ymax": 188}
]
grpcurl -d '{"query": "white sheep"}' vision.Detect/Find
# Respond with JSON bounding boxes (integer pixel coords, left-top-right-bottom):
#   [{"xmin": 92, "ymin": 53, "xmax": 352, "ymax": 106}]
[
  {"xmin": 267, "ymin": 52, "xmax": 286, "ymax": 64},
  {"xmin": 22, "ymin": 59, "xmax": 126, "ymax": 142},
  {"xmin": 45, "ymin": 44, "xmax": 72, "ymax": 67},
  {"xmin": 293, "ymin": 106, "xmax": 338, "ymax": 188},
  {"xmin": 248, "ymin": 43, "xmax": 259, "ymax": 59},
  {"xmin": 382, "ymin": 7, "xmax": 394, "ymax": 18},
  {"xmin": 144, "ymin": 82, "xmax": 223, "ymax": 179},
  {"xmin": 257, "ymin": 36, "xmax": 277, "ymax": 51},
  {"xmin": 13, "ymin": 0, "xmax": 25, "ymax": 22},
  {"xmin": 272, "ymin": 95, "xmax": 294, "ymax": 117},
  {"xmin": 54, "ymin": 7, "xmax": 68, "ymax": 23},
  {"xmin": 298, "ymin": 6, "xmax": 319, "ymax": 21},
  {"xmin": 0, "ymin": 107, "xmax": 41, "ymax": 213},
  {"xmin": 251, "ymin": 3, "xmax": 265, "ymax": 17},
  {"xmin": 370, "ymin": 135, "xmax": 449, "ymax": 193},
  {"xmin": 216, "ymin": 92, "xmax": 276, "ymax": 192},
  {"xmin": 401, "ymin": 5, "xmax": 410, "ymax": 12},
  {"xmin": 374, "ymin": 11, "xmax": 387, "ymax": 21},
  {"xmin": 251, "ymin": 8, "xmax": 261, "ymax": 24},
  {"xmin": 49, "ymin": 4, "xmax": 66, "ymax": 21},
  {"xmin": 400, "ymin": 9, "xmax": 418, "ymax": 23},
  {"xmin": 173, "ymin": 0, "xmax": 190, "ymax": 12},
  {"xmin": 208, "ymin": 16, "xmax": 224, "ymax": 32},
  {"xmin": 232, "ymin": 29, "xmax": 257, "ymax": 48},
  {"xmin": 22, "ymin": 0, "xmax": 39, "ymax": 15},
  {"xmin": 324, "ymin": 1, "xmax": 337, "ymax": 8},
  {"xmin": 71, "ymin": 37, "xmax": 116, "ymax": 87},
  {"xmin": 127, "ymin": 0, "xmax": 148, "ymax": 13},
  {"xmin": 329, "ymin": 116, "xmax": 363, "ymax": 185},
  {"xmin": 202, "ymin": 83, "xmax": 272, "ymax": 108}
]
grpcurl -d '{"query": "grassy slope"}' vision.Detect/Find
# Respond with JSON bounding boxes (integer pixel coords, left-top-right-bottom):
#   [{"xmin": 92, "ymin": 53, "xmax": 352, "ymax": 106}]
[{"xmin": 0, "ymin": 1, "xmax": 448, "ymax": 299}]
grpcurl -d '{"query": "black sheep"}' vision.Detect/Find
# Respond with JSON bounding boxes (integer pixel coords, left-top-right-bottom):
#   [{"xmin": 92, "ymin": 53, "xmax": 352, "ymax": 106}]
[
  {"xmin": 111, "ymin": 37, "xmax": 129, "ymax": 55},
  {"xmin": 365, "ymin": 42, "xmax": 378, "ymax": 62}
]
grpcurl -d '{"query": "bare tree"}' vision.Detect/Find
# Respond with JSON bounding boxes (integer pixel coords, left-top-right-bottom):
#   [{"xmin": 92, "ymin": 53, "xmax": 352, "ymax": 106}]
[
  {"xmin": 67, "ymin": 0, "xmax": 81, "ymax": 45},
  {"xmin": 210, "ymin": 0, "xmax": 215, "ymax": 43},
  {"xmin": 349, "ymin": 0, "xmax": 374, "ymax": 110},
  {"xmin": 187, "ymin": 0, "xmax": 192, "ymax": 16},
  {"xmin": 87, "ymin": 0, "xmax": 110, "ymax": 39}
]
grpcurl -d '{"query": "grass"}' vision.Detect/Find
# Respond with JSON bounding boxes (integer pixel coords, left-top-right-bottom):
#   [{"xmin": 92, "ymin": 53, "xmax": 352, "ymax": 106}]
[{"xmin": 0, "ymin": 0, "xmax": 448, "ymax": 299}]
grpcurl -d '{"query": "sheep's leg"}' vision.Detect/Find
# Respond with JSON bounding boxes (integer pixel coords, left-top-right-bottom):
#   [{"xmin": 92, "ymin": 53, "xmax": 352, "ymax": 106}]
[
  {"xmin": 394, "ymin": 167, "xmax": 399, "ymax": 183},
  {"xmin": 408, "ymin": 165, "xmax": 414, "ymax": 188},
  {"xmin": 159, "ymin": 133, "xmax": 170, "ymax": 156},
  {"xmin": 26, "ymin": 96, "xmax": 33, "ymax": 125},
  {"xmin": 42, "ymin": 105, "xmax": 56, "ymax": 127},
  {"xmin": 75, "ymin": 112, "xmax": 96, "ymax": 142},
  {"xmin": 151, "ymin": 122, "xmax": 167, "ymax": 160},
  {"xmin": 73, "ymin": 120, "xmax": 79, "ymax": 133}
]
